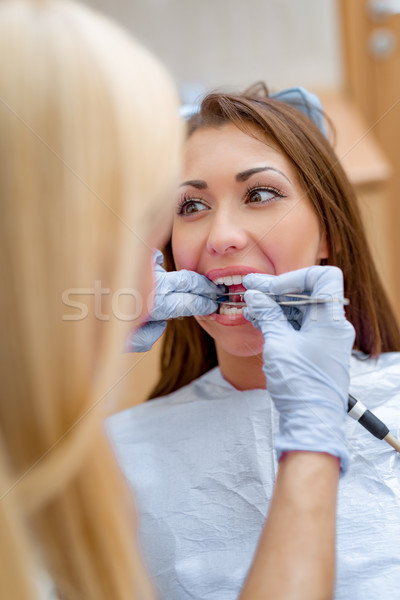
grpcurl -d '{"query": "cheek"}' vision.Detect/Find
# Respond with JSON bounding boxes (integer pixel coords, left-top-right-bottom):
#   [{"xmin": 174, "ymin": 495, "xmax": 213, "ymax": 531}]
[
  {"xmin": 133, "ymin": 248, "xmax": 156, "ymax": 326},
  {"xmin": 171, "ymin": 223, "xmax": 201, "ymax": 271},
  {"xmin": 258, "ymin": 207, "xmax": 323, "ymax": 271}
]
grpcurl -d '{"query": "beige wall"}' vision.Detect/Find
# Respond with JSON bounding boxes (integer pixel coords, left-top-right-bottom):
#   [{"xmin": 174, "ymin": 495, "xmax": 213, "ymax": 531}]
[{"xmin": 83, "ymin": 0, "xmax": 343, "ymax": 99}]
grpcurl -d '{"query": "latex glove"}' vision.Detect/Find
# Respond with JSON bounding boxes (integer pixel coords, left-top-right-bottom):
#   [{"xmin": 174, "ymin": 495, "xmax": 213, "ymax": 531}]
[
  {"xmin": 243, "ymin": 266, "xmax": 355, "ymax": 473},
  {"xmin": 126, "ymin": 251, "xmax": 218, "ymax": 352}
]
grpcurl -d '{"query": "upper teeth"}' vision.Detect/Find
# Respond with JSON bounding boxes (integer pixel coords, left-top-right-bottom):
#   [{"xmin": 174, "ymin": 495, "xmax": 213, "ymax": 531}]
[{"xmin": 213, "ymin": 275, "xmax": 244, "ymax": 285}]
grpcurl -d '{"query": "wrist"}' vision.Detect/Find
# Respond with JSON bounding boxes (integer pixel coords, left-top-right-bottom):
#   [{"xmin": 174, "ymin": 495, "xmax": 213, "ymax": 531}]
[
  {"xmin": 280, "ymin": 450, "xmax": 341, "ymax": 471},
  {"xmin": 275, "ymin": 433, "xmax": 349, "ymax": 475},
  {"xmin": 275, "ymin": 450, "xmax": 341, "ymax": 516}
]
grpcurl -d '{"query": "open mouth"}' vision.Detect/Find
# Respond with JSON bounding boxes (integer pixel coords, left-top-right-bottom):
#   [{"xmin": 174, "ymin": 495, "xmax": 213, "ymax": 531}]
[{"xmin": 213, "ymin": 275, "xmax": 247, "ymax": 316}]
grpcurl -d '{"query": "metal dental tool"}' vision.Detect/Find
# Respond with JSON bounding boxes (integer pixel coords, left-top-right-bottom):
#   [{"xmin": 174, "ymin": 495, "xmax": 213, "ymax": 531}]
[{"xmin": 214, "ymin": 291, "xmax": 350, "ymax": 307}]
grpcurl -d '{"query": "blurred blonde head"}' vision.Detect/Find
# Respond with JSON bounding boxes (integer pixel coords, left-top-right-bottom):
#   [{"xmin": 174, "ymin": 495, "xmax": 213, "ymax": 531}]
[{"xmin": 0, "ymin": 0, "xmax": 182, "ymax": 598}]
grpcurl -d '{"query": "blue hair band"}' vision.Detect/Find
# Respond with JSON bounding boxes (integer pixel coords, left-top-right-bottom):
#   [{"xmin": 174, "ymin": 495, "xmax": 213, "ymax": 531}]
[{"xmin": 179, "ymin": 86, "xmax": 327, "ymax": 138}]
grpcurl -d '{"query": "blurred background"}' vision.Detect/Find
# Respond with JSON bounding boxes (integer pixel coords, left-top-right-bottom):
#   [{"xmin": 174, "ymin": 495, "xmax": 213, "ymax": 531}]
[
  {"xmin": 84, "ymin": 0, "xmax": 343, "ymax": 96},
  {"xmin": 81, "ymin": 0, "xmax": 400, "ymax": 407}
]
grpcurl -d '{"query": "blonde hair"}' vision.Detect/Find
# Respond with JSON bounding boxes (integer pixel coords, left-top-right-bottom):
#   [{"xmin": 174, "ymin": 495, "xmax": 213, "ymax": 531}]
[{"xmin": 0, "ymin": 0, "xmax": 182, "ymax": 598}]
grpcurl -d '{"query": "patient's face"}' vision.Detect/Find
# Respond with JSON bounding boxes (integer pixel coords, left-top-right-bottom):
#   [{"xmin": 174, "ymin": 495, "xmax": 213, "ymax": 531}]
[{"xmin": 172, "ymin": 123, "xmax": 328, "ymax": 357}]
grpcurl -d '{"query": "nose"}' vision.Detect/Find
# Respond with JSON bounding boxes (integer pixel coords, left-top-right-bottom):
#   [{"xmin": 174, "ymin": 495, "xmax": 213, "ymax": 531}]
[{"xmin": 206, "ymin": 209, "xmax": 248, "ymax": 256}]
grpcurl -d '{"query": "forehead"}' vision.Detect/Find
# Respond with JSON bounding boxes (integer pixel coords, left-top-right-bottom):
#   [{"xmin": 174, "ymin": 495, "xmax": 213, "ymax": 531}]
[{"xmin": 183, "ymin": 123, "xmax": 296, "ymax": 178}]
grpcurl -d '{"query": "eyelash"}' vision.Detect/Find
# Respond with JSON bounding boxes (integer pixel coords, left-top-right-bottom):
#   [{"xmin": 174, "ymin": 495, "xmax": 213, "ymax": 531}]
[
  {"xmin": 176, "ymin": 193, "xmax": 209, "ymax": 215},
  {"xmin": 245, "ymin": 183, "xmax": 286, "ymax": 204},
  {"xmin": 176, "ymin": 183, "xmax": 287, "ymax": 216}
]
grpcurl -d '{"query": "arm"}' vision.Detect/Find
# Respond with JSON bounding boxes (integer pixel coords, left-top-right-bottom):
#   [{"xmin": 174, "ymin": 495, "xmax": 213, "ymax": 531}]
[
  {"xmin": 240, "ymin": 266, "xmax": 355, "ymax": 600},
  {"xmin": 240, "ymin": 452, "xmax": 339, "ymax": 600}
]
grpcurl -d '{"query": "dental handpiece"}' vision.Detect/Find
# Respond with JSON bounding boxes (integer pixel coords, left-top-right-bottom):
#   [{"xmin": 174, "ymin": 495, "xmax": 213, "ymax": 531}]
[
  {"xmin": 348, "ymin": 394, "xmax": 400, "ymax": 452},
  {"xmin": 215, "ymin": 291, "xmax": 350, "ymax": 306}
]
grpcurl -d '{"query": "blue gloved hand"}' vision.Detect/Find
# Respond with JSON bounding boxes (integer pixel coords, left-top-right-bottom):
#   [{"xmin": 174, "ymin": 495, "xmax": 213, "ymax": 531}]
[
  {"xmin": 243, "ymin": 266, "xmax": 355, "ymax": 473},
  {"xmin": 126, "ymin": 251, "xmax": 218, "ymax": 352}
]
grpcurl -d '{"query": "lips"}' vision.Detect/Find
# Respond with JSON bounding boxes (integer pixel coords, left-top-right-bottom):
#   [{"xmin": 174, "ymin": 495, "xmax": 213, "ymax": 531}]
[{"xmin": 206, "ymin": 266, "xmax": 261, "ymax": 281}]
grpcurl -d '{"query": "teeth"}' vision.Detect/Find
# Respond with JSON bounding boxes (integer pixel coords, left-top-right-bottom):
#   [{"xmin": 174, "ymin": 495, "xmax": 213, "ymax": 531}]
[
  {"xmin": 219, "ymin": 304, "xmax": 245, "ymax": 316},
  {"xmin": 232, "ymin": 275, "xmax": 243, "ymax": 285},
  {"xmin": 214, "ymin": 275, "xmax": 244, "ymax": 286}
]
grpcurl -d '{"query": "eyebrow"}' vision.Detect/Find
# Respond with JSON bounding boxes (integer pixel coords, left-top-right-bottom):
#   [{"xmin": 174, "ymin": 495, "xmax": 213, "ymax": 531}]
[
  {"xmin": 179, "ymin": 179, "xmax": 208, "ymax": 189},
  {"xmin": 179, "ymin": 166, "xmax": 291, "ymax": 189},
  {"xmin": 235, "ymin": 166, "xmax": 291, "ymax": 183}
]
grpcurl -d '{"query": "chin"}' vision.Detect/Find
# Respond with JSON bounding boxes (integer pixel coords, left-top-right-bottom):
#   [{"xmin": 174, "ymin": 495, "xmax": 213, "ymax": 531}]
[{"xmin": 195, "ymin": 316, "xmax": 264, "ymax": 357}]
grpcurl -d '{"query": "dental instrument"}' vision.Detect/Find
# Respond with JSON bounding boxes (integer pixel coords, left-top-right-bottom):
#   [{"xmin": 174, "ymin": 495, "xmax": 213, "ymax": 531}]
[
  {"xmin": 214, "ymin": 291, "xmax": 350, "ymax": 307},
  {"xmin": 348, "ymin": 393, "xmax": 400, "ymax": 452}
]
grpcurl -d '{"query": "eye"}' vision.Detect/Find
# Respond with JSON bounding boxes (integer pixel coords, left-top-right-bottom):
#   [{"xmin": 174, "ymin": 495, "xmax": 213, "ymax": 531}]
[
  {"xmin": 177, "ymin": 195, "xmax": 210, "ymax": 216},
  {"xmin": 245, "ymin": 185, "xmax": 285, "ymax": 205}
]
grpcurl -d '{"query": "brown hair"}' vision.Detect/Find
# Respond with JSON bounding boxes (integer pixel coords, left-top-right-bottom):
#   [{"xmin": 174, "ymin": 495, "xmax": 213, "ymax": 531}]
[{"xmin": 149, "ymin": 83, "xmax": 400, "ymax": 399}]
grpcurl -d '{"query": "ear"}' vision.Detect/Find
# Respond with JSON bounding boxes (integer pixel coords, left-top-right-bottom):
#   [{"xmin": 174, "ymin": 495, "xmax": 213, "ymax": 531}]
[{"xmin": 316, "ymin": 231, "xmax": 329, "ymax": 262}]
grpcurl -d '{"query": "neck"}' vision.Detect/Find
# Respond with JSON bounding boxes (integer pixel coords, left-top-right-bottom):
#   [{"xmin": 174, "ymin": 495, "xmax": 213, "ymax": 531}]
[{"xmin": 216, "ymin": 346, "xmax": 267, "ymax": 391}]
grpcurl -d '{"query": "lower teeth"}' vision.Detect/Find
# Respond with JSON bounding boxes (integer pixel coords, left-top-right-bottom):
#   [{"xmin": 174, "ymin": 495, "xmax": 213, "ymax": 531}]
[{"xmin": 219, "ymin": 304, "xmax": 244, "ymax": 316}]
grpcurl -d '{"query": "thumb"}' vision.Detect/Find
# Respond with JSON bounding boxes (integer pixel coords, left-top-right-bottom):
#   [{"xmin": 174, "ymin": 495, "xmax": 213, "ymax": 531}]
[{"xmin": 244, "ymin": 290, "xmax": 292, "ymax": 334}]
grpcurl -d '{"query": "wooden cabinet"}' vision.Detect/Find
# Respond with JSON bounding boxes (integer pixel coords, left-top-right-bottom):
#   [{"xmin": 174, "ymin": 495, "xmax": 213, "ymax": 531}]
[
  {"xmin": 318, "ymin": 90, "xmax": 396, "ymax": 317},
  {"xmin": 338, "ymin": 0, "xmax": 400, "ymax": 324}
]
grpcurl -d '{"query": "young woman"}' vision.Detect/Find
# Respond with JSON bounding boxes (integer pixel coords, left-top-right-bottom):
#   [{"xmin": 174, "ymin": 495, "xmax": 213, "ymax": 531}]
[{"xmin": 111, "ymin": 84, "xmax": 400, "ymax": 599}]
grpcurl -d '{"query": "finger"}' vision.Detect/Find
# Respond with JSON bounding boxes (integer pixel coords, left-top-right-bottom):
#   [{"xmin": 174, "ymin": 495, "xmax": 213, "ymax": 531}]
[
  {"xmin": 153, "ymin": 249, "xmax": 165, "ymax": 266},
  {"xmin": 244, "ymin": 266, "xmax": 344, "ymax": 298},
  {"xmin": 158, "ymin": 270, "xmax": 220, "ymax": 296},
  {"xmin": 177, "ymin": 294, "xmax": 218, "ymax": 317},
  {"xmin": 244, "ymin": 267, "xmax": 347, "ymax": 325},
  {"xmin": 244, "ymin": 290, "xmax": 293, "ymax": 334},
  {"xmin": 243, "ymin": 272, "xmax": 278, "ymax": 294},
  {"xmin": 300, "ymin": 266, "xmax": 347, "ymax": 327},
  {"xmin": 151, "ymin": 292, "xmax": 217, "ymax": 320},
  {"xmin": 303, "ymin": 265, "xmax": 344, "ymax": 298}
]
